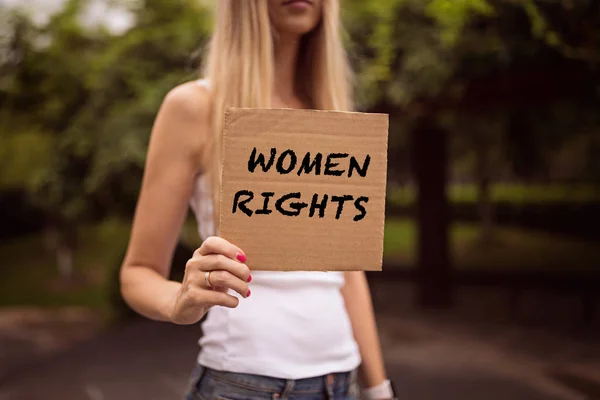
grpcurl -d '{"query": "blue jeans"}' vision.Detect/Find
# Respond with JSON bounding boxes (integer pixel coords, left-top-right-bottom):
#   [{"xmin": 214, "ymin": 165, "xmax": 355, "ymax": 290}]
[{"xmin": 185, "ymin": 364, "xmax": 360, "ymax": 400}]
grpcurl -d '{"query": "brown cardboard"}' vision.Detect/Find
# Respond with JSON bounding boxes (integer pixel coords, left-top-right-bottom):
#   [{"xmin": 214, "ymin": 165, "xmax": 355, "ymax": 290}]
[{"xmin": 219, "ymin": 107, "xmax": 389, "ymax": 271}]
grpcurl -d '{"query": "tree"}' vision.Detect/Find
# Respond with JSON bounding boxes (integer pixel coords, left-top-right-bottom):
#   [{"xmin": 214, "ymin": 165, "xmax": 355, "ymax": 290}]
[
  {"xmin": 344, "ymin": 0, "xmax": 496, "ymax": 307},
  {"xmin": 0, "ymin": 0, "xmax": 211, "ymax": 279},
  {"xmin": 343, "ymin": 0, "xmax": 600, "ymax": 307},
  {"xmin": 2, "ymin": 0, "xmax": 598, "ymax": 287}
]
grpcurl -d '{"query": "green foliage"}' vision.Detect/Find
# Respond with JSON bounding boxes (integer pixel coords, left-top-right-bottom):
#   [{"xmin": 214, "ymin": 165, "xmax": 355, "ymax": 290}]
[
  {"xmin": 1, "ymin": 0, "xmax": 211, "ymax": 223},
  {"xmin": 0, "ymin": 131, "xmax": 53, "ymax": 190},
  {"xmin": 342, "ymin": 0, "xmax": 403, "ymax": 107},
  {"xmin": 344, "ymin": 0, "xmax": 599, "ymax": 184},
  {"xmin": 343, "ymin": 0, "xmax": 500, "ymax": 108},
  {"xmin": 1, "ymin": 0, "xmax": 598, "ymax": 234},
  {"xmin": 522, "ymin": 0, "xmax": 598, "ymax": 61},
  {"xmin": 426, "ymin": 0, "xmax": 494, "ymax": 45}
]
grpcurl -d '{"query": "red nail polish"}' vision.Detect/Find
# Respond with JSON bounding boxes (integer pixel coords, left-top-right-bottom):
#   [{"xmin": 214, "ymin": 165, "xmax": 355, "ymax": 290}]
[
  {"xmin": 246, "ymin": 289, "xmax": 251, "ymax": 297},
  {"xmin": 236, "ymin": 252, "xmax": 246, "ymax": 263},
  {"xmin": 247, "ymin": 274, "xmax": 252, "ymax": 283}
]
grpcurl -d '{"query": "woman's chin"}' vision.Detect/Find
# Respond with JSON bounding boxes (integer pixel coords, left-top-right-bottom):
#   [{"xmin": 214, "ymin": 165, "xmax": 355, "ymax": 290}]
[
  {"xmin": 280, "ymin": 24, "xmax": 318, "ymax": 37},
  {"xmin": 275, "ymin": 16, "xmax": 320, "ymax": 36}
]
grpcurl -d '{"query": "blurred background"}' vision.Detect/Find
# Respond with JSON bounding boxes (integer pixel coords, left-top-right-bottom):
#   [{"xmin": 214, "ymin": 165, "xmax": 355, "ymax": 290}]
[{"xmin": 0, "ymin": 0, "xmax": 599, "ymax": 399}]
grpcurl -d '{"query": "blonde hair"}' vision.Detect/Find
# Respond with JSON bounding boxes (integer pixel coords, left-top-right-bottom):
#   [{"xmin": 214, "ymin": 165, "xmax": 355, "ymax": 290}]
[{"xmin": 201, "ymin": 0, "xmax": 353, "ymax": 226}]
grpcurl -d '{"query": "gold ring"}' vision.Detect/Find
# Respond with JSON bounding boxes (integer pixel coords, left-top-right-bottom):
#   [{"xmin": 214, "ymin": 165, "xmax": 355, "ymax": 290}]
[{"xmin": 205, "ymin": 271, "xmax": 213, "ymax": 288}]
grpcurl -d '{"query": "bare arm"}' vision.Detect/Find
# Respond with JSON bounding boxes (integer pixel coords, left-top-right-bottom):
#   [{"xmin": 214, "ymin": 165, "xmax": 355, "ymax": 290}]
[
  {"xmin": 341, "ymin": 271, "xmax": 388, "ymax": 388},
  {"xmin": 120, "ymin": 82, "xmax": 250, "ymax": 324}
]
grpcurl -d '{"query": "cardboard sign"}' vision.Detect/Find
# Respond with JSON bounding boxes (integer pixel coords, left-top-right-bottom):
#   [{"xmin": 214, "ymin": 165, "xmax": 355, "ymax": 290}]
[{"xmin": 219, "ymin": 107, "xmax": 389, "ymax": 271}]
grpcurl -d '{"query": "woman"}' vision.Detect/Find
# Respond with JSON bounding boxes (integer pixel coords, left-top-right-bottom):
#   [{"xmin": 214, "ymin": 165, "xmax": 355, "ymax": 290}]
[{"xmin": 120, "ymin": 0, "xmax": 396, "ymax": 399}]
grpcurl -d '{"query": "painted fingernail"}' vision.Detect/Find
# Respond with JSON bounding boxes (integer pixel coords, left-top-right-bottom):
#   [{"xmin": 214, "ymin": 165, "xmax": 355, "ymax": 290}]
[
  {"xmin": 247, "ymin": 274, "xmax": 252, "ymax": 283},
  {"xmin": 246, "ymin": 289, "xmax": 251, "ymax": 297},
  {"xmin": 236, "ymin": 252, "xmax": 246, "ymax": 263}
]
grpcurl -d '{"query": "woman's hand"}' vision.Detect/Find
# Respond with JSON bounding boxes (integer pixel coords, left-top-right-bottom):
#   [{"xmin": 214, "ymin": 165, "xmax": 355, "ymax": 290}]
[{"xmin": 169, "ymin": 236, "xmax": 251, "ymax": 325}]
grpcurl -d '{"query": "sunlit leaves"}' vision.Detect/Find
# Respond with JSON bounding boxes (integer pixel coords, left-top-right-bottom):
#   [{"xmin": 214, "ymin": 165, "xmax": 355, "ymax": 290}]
[
  {"xmin": 1, "ymin": 0, "xmax": 210, "ymax": 221},
  {"xmin": 426, "ymin": 0, "xmax": 494, "ymax": 45},
  {"xmin": 344, "ymin": 0, "xmax": 495, "ymax": 108}
]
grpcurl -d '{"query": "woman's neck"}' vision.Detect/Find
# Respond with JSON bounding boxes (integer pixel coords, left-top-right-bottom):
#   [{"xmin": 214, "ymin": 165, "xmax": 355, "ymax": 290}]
[{"xmin": 273, "ymin": 33, "xmax": 301, "ymax": 105}]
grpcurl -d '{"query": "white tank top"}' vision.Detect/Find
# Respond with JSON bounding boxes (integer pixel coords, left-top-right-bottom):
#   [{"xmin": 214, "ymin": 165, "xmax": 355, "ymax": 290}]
[{"xmin": 188, "ymin": 80, "xmax": 361, "ymax": 379}]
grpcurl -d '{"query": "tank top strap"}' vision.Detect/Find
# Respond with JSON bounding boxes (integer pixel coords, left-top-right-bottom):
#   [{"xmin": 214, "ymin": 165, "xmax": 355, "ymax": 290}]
[{"xmin": 196, "ymin": 79, "xmax": 210, "ymax": 90}]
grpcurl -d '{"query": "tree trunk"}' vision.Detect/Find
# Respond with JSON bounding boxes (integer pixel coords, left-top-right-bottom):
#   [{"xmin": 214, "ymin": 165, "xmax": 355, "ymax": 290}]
[
  {"xmin": 56, "ymin": 244, "xmax": 74, "ymax": 280},
  {"xmin": 477, "ymin": 175, "xmax": 494, "ymax": 243},
  {"xmin": 412, "ymin": 116, "xmax": 453, "ymax": 308},
  {"xmin": 44, "ymin": 218, "xmax": 77, "ymax": 281},
  {"xmin": 475, "ymin": 137, "xmax": 494, "ymax": 243}
]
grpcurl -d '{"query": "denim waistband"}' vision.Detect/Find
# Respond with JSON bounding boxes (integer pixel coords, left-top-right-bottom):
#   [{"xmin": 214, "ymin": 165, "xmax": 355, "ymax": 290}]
[{"xmin": 200, "ymin": 366, "xmax": 354, "ymax": 395}]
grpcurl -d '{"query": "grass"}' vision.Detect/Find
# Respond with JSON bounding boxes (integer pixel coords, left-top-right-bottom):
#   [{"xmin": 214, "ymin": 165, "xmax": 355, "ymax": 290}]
[
  {"xmin": 387, "ymin": 183, "xmax": 600, "ymax": 206},
  {"xmin": 0, "ymin": 218, "xmax": 198, "ymax": 313},
  {"xmin": 383, "ymin": 219, "xmax": 600, "ymax": 270},
  {"xmin": 1, "ymin": 217, "xmax": 598, "ymax": 312},
  {"xmin": 0, "ymin": 219, "xmax": 130, "ymax": 311},
  {"xmin": 383, "ymin": 219, "xmax": 480, "ymax": 266}
]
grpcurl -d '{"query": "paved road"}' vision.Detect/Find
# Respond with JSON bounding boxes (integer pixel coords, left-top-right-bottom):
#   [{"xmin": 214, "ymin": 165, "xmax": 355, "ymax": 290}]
[{"xmin": 0, "ymin": 316, "xmax": 587, "ymax": 400}]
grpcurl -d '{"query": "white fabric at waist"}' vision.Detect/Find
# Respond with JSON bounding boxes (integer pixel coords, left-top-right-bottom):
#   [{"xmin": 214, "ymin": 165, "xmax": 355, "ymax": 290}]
[{"xmin": 197, "ymin": 271, "xmax": 361, "ymax": 379}]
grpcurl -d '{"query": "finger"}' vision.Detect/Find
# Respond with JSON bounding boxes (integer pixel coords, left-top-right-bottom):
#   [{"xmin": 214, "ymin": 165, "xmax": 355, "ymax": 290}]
[
  {"xmin": 189, "ymin": 254, "xmax": 250, "ymax": 283},
  {"xmin": 197, "ymin": 236, "xmax": 246, "ymax": 263},
  {"xmin": 213, "ymin": 286, "xmax": 230, "ymax": 294},
  {"xmin": 205, "ymin": 270, "xmax": 250, "ymax": 298},
  {"xmin": 202, "ymin": 289, "xmax": 240, "ymax": 308}
]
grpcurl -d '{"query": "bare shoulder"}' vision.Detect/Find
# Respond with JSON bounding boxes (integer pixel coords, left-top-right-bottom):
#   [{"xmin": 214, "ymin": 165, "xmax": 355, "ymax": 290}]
[
  {"xmin": 152, "ymin": 80, "xmax": 212, "ymax": 164},
  {"xmin": 162, "ymin": 80, "xmax": 211, "ymax": 120}
]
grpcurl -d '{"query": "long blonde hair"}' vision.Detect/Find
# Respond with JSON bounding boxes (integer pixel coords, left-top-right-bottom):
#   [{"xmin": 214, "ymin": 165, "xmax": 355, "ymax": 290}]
[{"xmin": 201, "ymin": 0, "xmax": 353, "ymax": 226}]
